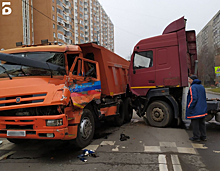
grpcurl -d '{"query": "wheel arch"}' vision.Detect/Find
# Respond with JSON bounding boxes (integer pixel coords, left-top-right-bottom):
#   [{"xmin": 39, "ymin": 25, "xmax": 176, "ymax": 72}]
[{"xmin": 146, "ymin": 88, "xmax": 179, "ymax": 119}]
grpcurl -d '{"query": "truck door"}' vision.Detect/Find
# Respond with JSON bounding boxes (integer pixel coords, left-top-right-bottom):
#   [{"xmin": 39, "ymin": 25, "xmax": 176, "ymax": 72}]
[
  {"xmin": 68, "ymin": 57, "xmax": 101, "ymax": 108},
  {"xmin": 129, "ymin": 50, "xmax": 155, "ymax": 96}
]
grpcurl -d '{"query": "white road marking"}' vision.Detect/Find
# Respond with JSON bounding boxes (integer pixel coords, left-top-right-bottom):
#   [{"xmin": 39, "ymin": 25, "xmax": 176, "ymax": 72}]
[
  {"xmin": 160, "ymin": 142, "xmax": 177, "ymax": 147},
  {"xmin": 0, "ymin": 151, "xmax": 16, "ymax": 161},
  {"xmin": 213, "ymin": 150, "xmax": 220, "ymax": 153},
  {"xmin": 100, "ymin": 141, "xmax": 115, "ymax": 146},
  {"xmin": 191, "ymin": 143, "xmax": 208, "ymax": 149},
  {"xmin": 171, "ymin": 155, "xmax": 180, "ymax": 165},
  {"xmin": 144, "ymin": 146, "xmax": 161, "ymax": 152},
  {"xmin": 158, "ymin": 154, "xmax": 168, "ymax": 171},
  {"xmin": 83, "ymin": 145, "xmax": 99, "ymax": 151},
  {"xmin": 112, "ymin": 145, "xmax": 120, "ymax": 152},
  {"xmin": 173, "ymin": 165, "xmax": 183, "ymax": 171},
  {"xmin": 177, "ymin": 147, "xmax": 197, "ymax": 154},
  {"xmin": 171, "ymin": 155, "xmax": 182, "ymax": 171},
  {"xmin": 158, "ymin": 154, "xmax": 167, "ymax": 164},
  {"xmin": 159, "ymin": 164, "xmax": 168, "ymax": 171}
]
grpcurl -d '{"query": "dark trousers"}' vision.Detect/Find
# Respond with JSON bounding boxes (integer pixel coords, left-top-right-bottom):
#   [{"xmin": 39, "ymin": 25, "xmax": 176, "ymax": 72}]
[{"xmin": 191, "ymin": 117, "xmax": 206, "ymax": 139}]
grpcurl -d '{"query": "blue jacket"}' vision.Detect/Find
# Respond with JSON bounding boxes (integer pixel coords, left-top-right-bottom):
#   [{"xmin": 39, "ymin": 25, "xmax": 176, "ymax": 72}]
[{"xmin": 186, "ymin": 79, "xmax": 207, "ymax": 119}]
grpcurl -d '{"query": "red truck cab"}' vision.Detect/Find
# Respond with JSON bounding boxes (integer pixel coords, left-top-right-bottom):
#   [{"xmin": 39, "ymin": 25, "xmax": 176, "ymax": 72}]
[{"xmin": 128, "ymin": 17, "xmax": 197, "ymax": 127}]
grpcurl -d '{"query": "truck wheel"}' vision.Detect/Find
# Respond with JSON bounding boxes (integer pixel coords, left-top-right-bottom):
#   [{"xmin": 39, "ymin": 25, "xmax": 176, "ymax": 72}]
[
  {"xmin": 114, "ymin": 100, "xmax": 125, "ymax": 126},
  {"xmin": 7, "ymin": 138, "xmax": 27, "ymax": 144},
  {"xmin": 205, "ymin": 113, "xmax": 214, "ymax": 122},
  {"xmin": 146, "ymin": 101, "xmax": 173, "ymax": 127},
  {"xmin": 73, "ymin": 109, "xmax": 95, "ymax": 149},
  {"xmin": 124, "ymin": 98, "xmax": 133, "ymax": 122}
]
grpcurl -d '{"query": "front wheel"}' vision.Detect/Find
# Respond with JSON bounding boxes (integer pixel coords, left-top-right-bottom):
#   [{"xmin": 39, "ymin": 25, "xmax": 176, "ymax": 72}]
[
  {"xmin": 146, "ymin": 101, "xmax": 173, "ymax": 127},
  {"xmin": 73, "ymin": 109, "xmax": 95, "ymax": 149}
]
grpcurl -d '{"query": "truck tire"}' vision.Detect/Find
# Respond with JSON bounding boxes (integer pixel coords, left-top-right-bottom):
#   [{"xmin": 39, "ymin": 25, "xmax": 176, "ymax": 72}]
[
  {"xmin": 146, "ymin": 100, "xmax": 173, "ymax": 127},
  {"xmin": 114, "ymin": 100, "xmax": 125, "ymax": 126},
  {"xmin": 73, "ymin": 109, "xmax": 95, "ymax": 149},
  {"xmin": 124, "ymin": 98, "xmax": 133, "ymax": 122},
  {"xmin": 205, "ymin": 113, "xmax": 214, "ymax": 122},
  {"xmin": 7, "ymin": 138, "xmax": 27, "ymax": 144}
]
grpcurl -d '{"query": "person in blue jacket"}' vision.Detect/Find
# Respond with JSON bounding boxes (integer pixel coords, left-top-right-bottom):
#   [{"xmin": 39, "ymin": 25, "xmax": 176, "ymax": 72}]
[{"xmin": 186, "ymin": 75, "xmax": 207, "ymax": 142}]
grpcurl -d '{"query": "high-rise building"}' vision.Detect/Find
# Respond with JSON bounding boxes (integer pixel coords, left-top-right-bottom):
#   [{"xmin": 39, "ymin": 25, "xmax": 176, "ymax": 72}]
[
  {"xmin": 196, "ymin": 10, "xmax": 220, "ymax": 85},
  {"xmin": 0, "ymin": 0, "xmax": 114, "ymax": 52}
]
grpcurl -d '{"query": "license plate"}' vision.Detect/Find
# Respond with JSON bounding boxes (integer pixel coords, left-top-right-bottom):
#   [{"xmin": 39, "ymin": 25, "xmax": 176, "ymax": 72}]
[{"xmin": 7, "ymin": 131, "xmax": 26, "ymax": 137}]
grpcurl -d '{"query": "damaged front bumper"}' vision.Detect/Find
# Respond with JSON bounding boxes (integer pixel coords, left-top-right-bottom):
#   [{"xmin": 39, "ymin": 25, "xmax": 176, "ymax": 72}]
[{"xmin": 0, "ymin": 114, "xmax": 78, "ymax": 140}]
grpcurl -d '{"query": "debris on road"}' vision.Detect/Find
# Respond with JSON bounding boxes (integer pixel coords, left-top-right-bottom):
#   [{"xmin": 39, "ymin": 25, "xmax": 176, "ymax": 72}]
[
  {"xmin": 0, "ymin": 141, "xmax": 3, "ymax": 145},
  {"xmin": 77, "ymin": 149, "xmax": 99, "ymax": 162},
  {"xmin": 120, "ymin": 133, "xmax": 130, "ymax": 141}
]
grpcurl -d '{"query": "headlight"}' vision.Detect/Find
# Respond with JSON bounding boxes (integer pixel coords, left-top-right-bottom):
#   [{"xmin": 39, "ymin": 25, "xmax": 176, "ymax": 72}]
[{"xmin": 46, "ymin": 119, "xmax": 63, "ymax": 126}]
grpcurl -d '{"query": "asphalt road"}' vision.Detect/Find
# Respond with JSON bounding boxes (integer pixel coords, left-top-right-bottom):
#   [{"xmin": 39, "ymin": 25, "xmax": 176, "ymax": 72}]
[
  {"xmin": 0, "ymin": 93, "xmax": 219, "ymax": 171},
  {"xmin": 0, "ymin": 114, "xmax": 213, "ymax": 171}
]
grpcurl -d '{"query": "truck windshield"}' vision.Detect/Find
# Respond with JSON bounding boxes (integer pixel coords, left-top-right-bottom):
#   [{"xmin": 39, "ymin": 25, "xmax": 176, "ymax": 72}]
[{"xmin": 0, "ymin": 52, "xmax": 65, "ymax": 78}]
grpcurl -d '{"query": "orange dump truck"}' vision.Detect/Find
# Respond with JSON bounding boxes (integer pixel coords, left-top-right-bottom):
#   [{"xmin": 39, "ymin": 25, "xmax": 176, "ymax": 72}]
[{"xmin": 0, "ymin": 43, "xmax": 132, "ymax": 148}]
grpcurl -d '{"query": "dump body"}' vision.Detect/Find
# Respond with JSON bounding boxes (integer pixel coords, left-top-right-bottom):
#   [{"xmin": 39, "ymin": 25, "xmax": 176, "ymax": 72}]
[{"xmin": 79, "ymin": 43, "xmax": 129, "ymax": 97}]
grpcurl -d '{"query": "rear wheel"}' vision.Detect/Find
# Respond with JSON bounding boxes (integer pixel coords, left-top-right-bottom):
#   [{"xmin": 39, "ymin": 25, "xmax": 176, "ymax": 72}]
[
  {"xmin": 7, "ymin": 138, "xmax": 28, "ymax": 144},
  {"xmin": 124, "ymin": 98, "xmax": 133, "ymax": 122},
  {"xmin": 114, "ymin": 100, "xmax": 125, "ymax": 126},
  {"xmin": 146, "ymin": 101, "xmax": 173, "ymax": 127},
  {"xmin": 73, "ymin": 109, "xmax": 95, "ymax": 149},
  {"xmin": 205, "ymin": 113, "xmax": 214, "ymax": 122}
]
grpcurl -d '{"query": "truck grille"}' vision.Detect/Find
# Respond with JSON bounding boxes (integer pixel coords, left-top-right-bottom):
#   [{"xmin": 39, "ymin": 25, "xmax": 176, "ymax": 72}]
[
  {"xmin": 6, "ymin": 125, "xmax": 33, "ymax": 130},
  {"xmin": 0, "ymin": 105, "xmax": 60, "ymax": 116},
  {"xmin": 0, "ymin": 93, "xmax": 46, "ymax": 107}
]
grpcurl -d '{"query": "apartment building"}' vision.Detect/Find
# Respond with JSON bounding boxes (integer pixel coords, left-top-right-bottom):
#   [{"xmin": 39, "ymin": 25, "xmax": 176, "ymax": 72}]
[
  {"xmin": 0, "ymin": 0, "xmax": 114, "ymax": 52},
  {"xmin": 196, "ymin": 10, "xmax": 220, "ymax": 85}
]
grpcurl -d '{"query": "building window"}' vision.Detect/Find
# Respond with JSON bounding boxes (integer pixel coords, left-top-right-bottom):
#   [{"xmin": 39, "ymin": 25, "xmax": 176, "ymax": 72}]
[
  {"xmin": 53, "ymin": 24, "xmax": 55, "ymax": 29},
  {"xmin": 53, "ymin": 15, "xmax": 55, "ymax": 20},
  {"xmin": 52, "ymin": 6, "xmax": 54, "ymax": 11},
  {"xmin": 53, "ymin": 32, "xmax": 56, "ymax": 38}
]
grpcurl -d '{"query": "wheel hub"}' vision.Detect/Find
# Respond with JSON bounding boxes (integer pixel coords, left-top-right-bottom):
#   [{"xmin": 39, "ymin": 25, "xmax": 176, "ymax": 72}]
[
  {"xmin": 79, "ymin": 117, "xmax": 92, "ymax": 140},
  {"xmin": 151, "ymin": 108, "xmax": 164, "ymax": 122}
]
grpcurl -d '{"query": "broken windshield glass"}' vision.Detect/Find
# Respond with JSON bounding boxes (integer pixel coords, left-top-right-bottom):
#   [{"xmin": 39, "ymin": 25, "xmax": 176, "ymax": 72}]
[{"xmin": 0, "ymin": 52, "xmax": 65, "ymax": 78}]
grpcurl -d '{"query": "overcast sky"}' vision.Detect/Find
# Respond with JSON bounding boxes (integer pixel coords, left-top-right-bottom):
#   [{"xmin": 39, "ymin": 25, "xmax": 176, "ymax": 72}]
[{"xmin": 98, "ymin": 0, "xmax": 220, "ymax": 59}]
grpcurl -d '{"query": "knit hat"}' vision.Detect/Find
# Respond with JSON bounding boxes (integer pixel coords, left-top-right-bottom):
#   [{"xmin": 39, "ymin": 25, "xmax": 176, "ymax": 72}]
[{"xmin": 189, "ymin": 75, "xmax": 197, "ymax": 80}]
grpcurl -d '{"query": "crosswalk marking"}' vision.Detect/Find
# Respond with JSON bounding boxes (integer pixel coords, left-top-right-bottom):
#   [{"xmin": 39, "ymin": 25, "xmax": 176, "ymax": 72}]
[
  {"xmin": 173, "ymin": 165, "xmax": 183, "ymax": 171},
  {"xmin": 177, "ymin": 147, "xmax": 197, "ymax": 154},
  {"xmin": 158, "ymin": 154, "xmax": 167, "ymax": 164},
  {"xmin": 171, "ymin": 155, "xmax": 180, "ymax": 165},
  {"xmin": 159, "ymin": 164, "xmax": 168, "ymax": 171},
  {"xmin": 144, "ymin": 146, "xmax": 161, "ymax": 152}
]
